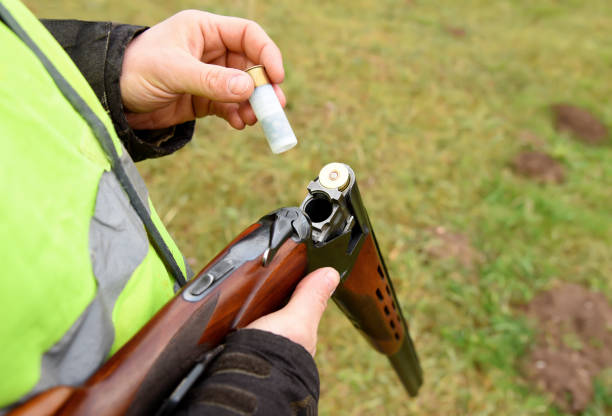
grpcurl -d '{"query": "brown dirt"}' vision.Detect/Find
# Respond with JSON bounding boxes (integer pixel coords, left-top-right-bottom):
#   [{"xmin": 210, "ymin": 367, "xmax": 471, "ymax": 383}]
[
  {"xmin": 445, "ymin": 26, "xmax": 467, "ymax": 38},
  {"xmin": 423, "ymin": 226, "xmax": 484, "ymax": 270},
  {"xmin": 551, "ymin": 104, "xmax": 609, "ymax": 145},
  {"xmin": 522, "ymin": 283, "xmax": 612, "ymax": 414},
  {"xmin": 511, "ymin": 151, "xmax": 566, "ymax": 184}
]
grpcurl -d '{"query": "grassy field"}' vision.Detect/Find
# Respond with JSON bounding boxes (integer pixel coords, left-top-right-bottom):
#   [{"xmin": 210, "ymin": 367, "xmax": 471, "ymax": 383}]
[{"xmin": 26, "ymin": 0, "xmax": 612, "ymax": 414}]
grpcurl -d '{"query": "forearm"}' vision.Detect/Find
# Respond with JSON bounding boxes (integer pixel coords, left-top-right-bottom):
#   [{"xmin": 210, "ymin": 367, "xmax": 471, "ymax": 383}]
[{"xmin": 41, "ymin": 19, "xmax": 194, "ymax": 161}]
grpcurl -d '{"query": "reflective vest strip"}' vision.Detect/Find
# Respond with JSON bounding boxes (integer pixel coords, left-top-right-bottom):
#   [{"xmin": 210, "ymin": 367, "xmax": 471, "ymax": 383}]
[{"xmin": 0, "ymin": 3, "xmax": 187, "ymax": 287}]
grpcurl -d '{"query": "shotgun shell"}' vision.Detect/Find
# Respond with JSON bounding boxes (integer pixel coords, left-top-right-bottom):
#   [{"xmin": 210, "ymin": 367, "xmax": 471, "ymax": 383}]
[
  {"xmin": 245, "ymin": 65, "xmax": 298, "ymax": 154},
  {"xmin": 319, "ymin": 162, "xmax": 350, "ymax": 191}
]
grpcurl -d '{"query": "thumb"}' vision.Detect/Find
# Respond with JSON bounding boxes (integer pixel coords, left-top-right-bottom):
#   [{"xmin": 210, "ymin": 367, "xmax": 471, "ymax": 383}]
[
  {"xmin": 285, "ymin": 267, "xmax": 341, "ymax": 332},
  {"xmin": 245, "ymin": 267, "xmax": 340, "ymax": 356},
  {"xmin": 175, "ymin": 56, "xmax": 254, "ymax": 102}
]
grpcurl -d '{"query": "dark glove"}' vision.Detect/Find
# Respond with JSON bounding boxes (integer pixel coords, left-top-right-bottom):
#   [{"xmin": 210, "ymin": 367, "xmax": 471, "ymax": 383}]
[{"xmin": 174, "ymin": 329, "xmax": 319, "ymax": 416}]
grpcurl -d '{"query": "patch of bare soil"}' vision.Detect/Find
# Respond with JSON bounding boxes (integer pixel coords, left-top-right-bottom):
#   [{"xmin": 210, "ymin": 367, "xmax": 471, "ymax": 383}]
[
  {"xmin": 445, "ymin": 26, "xmax": 467, "ymax": 38},
  {"xmin": 511, "ymin": 151, "xmax": 566, "ymax": 184},
  {"xmin": 522, "ymin": 284, "xmax": 612, "ymax": 414},
  {"xmin": 551, "ymin": 104, "xmax": 609, "ymax": 145},
  {"xmin": 423, "ymin": 226, "xmax": 484, "ymax": 270}
]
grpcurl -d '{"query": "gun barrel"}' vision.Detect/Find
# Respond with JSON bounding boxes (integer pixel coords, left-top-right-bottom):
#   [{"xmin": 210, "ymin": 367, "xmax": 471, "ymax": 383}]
[
  {"xmin": 332, "ymin": 232, "xmax": 423, "ymax": 396},
  {"xmin": 388, "ymin": 328, "xmax": 423, "ymax": 396},
  {"xmin": 300, "ymin": 162, "xmax": 423, "ymax": 396}
]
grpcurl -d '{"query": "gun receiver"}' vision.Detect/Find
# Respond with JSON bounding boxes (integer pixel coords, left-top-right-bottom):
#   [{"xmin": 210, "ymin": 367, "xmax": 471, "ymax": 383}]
[{"xmin": 9, "ymin": 163, "xmax": 421, "ymax": 416}]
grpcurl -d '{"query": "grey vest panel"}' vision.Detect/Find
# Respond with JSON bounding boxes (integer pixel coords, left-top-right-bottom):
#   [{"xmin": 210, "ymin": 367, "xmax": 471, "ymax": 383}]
[{"xmin": 14, "ymin": 171, "xmax": 149, "ymax": 406}]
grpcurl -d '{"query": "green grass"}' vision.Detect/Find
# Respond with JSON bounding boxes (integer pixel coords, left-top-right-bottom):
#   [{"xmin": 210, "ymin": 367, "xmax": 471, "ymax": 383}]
[{"xmin": 26, "ymin": 0, "xmax": 612, "ymax": 414}]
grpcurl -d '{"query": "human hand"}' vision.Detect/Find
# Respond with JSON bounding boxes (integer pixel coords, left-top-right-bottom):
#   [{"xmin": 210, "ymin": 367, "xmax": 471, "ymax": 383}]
[
  {"xmin": 120, "ymin": 10, "xmax": 286, "ymax": 130},
  {"xmin": 246, "ymin": 267, "xmax": 341, "ymax": 356}
]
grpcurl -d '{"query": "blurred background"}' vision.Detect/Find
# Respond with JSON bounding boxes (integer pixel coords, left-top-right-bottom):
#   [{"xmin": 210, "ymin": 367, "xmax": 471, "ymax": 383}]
[{"xmin": 26, "ymin": 0, "xmax": 612, "ymax": 414}]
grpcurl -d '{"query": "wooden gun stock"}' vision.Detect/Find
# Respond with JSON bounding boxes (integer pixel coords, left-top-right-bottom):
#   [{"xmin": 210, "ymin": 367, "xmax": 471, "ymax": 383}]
[{"xmin": 12, "ymin": 215, "xmax": 309, "ymax": 416}]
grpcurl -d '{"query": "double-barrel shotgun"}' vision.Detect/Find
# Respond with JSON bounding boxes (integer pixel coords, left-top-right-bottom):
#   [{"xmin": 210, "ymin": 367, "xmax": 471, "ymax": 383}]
[{"xmin": 12, "ymin": 162, "xmax": 422, "ymax": 415}]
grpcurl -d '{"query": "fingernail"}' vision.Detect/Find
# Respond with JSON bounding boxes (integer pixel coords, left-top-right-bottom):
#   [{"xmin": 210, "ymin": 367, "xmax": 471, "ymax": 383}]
[
  {"xmin": 324, "ymin": 268, "xmax": 340, "ymax": 295},
  {"xmin": 228, "ymin": 74, "xmax": 251, "ymax": 95}
]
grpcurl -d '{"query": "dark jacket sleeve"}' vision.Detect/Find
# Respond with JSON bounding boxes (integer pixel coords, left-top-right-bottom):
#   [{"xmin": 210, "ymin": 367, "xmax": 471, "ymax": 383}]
[
  {"xmin": 41, "ymin": 19, "xmax": 194, "ymax": 162},
  {"xmin": 174, "ymin": 329, "xmax": 320, "ymax": 416}
]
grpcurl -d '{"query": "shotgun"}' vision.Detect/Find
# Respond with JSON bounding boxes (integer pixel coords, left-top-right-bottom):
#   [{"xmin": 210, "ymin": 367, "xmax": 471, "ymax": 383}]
[{"xmin": 12, "ymin": 162, "xmax": 422, "ymax": 416}]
